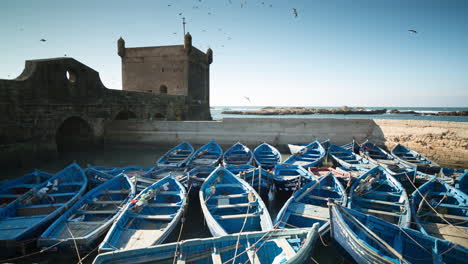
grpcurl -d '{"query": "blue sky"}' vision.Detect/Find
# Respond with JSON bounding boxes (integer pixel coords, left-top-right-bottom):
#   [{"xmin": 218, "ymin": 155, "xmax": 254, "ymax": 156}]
[{"xmin": 1, "ymin": 0, "xmax": 467, "ymax": 107}]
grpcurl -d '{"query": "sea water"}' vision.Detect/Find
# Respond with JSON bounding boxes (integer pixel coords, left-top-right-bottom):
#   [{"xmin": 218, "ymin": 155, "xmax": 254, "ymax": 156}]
[{"xmin": 211, "ymin": 106, "xmax": 468, "ymax": 122}]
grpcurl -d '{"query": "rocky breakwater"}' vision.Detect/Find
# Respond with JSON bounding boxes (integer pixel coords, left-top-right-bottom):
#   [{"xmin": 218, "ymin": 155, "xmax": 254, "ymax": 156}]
[
  {"xmin": 390, "ymin": 109, "xmax": 468, "ymax": 116},
  {"xmin": 222, "ymin": 106, "xmax": 387, "ymax": 115}
]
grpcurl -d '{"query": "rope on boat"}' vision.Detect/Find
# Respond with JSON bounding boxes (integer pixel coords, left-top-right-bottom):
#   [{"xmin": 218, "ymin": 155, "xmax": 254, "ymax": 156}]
[
  {"xmin": 231, "ymin": 173, "xmax": 257, "ymax": 264},
  {"xmin": 404, "ymin": 172, "xmax": 468, "ymax": 236},
  {"xmin": 172, "ymin": 183, "xmax": 192, "ymax": 264},
  {"xmin": 337, "ymin": 205, "xmax": 409, "ymax": 264},
  {"xmin": 0, "ymin": 239, "xmax": 67, "ymax": 262},
  {"xmin": 66, "ymin": 223, "xmax": 83, "ymax": 264}
]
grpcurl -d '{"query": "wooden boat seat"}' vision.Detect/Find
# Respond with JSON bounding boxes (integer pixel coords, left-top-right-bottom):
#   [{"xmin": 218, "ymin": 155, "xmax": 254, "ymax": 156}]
[
  {"xmin": 145, "ymin": 203, "xmax": 181, "ymax": 208},
  {"xmin": 0, "ymin": 194, "xmax": 22, "ymax": 198},
  {"xmin": 129, "ymin": 214, "xmax": 174, "ymax": 221},
  {"xmin": 211, "ymin": 193, "xmax": 249, "ymax": 199},
  {"xmin": 160, "ymin": 191, "xmax": 181, "ymax": 196},
  {"xmin": 103, "ymin": 190, "xmax": 130, "ymax": 194},
  {"xmin": 67, "ymin": 220, "xmax": 106, "ymax": 225},
  {"xmin": 89, "ymin": 200, "xmax": 123, "ymax": 205},
  {"xmin": 215, "ymin": 213, "xmax": 258, "ymax": 220},
  {"xmin": 305, "ymin": 195, "xmax": 329, "ymax": 201},
  {"xmin": 418, "ymin": 212, "xmax": 468, "ymax": 221},
  {"xmin": 208, "ymin": 202, "xmax": 256, "ymax": 209},
  {"xmin": 432, "ymin": 203, "xmax": 468, "ymax": 210},
  {"xmin": 76, "ymin": 209, "xmax": 118, "ymax": 214},
  {"xmin": 19, "ymin": 203, "xmax": 65, "ymax": 209},
  {"xmin": 363, "ymin": 190, "xmax": 401, "ymax": 197},
  {"xmin": 48, "ymin": 192, "xmax": 77, "ymax": 197},
  {"xmin": 355, "ymin": 208, "xmax": 401, "ymax": 217},
  {"xmin": 214, "ymin": 184, "xmax": 242, "ymax": 188},
  {"xmin": 354, "ymin": 197, "xmax": 403, "ymax": 207},
  {"xmin": 60, "ymin": 182, "xmax": 85, "ymax": 186}
]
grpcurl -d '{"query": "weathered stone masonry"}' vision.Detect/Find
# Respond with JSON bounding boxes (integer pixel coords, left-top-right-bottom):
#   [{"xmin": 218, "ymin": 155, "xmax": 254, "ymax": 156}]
[{"xmin": 0, "ymin": 57, "xmax": 196, "ymax": 167}]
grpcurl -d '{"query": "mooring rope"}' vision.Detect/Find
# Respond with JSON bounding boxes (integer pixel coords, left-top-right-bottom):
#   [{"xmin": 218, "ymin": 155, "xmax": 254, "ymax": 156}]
[{"xmin": 172, "ymin": 183, "xmax": 192, "ymax": 264}]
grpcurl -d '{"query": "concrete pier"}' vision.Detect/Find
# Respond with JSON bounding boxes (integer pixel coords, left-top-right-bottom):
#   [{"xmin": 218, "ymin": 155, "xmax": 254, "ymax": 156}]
[{"xmin": 105, "ymin": 118, "xmax": 468, "ymax": 167}]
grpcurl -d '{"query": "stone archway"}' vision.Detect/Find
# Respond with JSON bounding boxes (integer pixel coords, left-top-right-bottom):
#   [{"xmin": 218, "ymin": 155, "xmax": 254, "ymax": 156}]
[
  {"xmin": 114, "ymin": 110, "xmax": 137, "ymax": 120},
  {"xmin": 55, "ymin": 116, "xmax": 93, "ymax": 152}
]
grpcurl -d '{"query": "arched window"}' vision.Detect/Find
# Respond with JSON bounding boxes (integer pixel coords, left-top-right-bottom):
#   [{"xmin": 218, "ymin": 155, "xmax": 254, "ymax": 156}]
[{"xmin": 160, "ymin": 85, "xmax": 168, "ymax": 94}]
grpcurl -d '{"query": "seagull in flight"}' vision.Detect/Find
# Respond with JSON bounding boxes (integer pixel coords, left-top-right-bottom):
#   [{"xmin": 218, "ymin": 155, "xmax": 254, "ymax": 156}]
[
  {"xmin": 293, "ymin": 8, "xmax": 298, "ymax": 18},
  {"xmin": 40, "ymin": 38, "xmax": 46, "ymax": 42},
  {"xmin": 244, "ymin": 96, "xmax": 251, "ymax": 103},
  {"xmin": 408, "ymin": 29, "xmax": 417, "ymax": 34}
]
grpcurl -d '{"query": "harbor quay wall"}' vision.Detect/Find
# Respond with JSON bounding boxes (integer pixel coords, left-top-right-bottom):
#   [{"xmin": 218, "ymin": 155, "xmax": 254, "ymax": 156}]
[{"xmin": 105, "ymin": 118, "xmax": 468, "ymax": 167}]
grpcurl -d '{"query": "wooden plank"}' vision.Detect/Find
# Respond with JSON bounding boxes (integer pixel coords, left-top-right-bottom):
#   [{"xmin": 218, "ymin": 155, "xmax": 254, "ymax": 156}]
[
  {"xmin": 275, "ymin": 239, "xmax": 296, "ymax": 258},
  {"xmin": 212, "ymin": 193, "xmax": 249, "ymax": 199},
  {"xmin": 216, "ymin": 213, "xmax": 258, "ymax": 220},
  {"xmin": 104, "ymin": 190, "xmax": 130, "ymax": 194},
  {"xmin": 130, "ymin": 214, "xmax": 173, "ymax": 221},
  {"xmin": 211, "ymin": 249, "xmax": 222, "ymax": 264},
  {"xmin": 208, "ymin": 202, "xmax": 255, "ymax": 209},
  {"xmin": 418, "ymin": 212, "xmax": 468, "ymax": 221},
  {"xmin": 48, "ymin": 192, "xmax": 76, "ymax": 197},
  {"xmin": 145, "ymin": 203, "xmax": 181, "ymax": 208},
  {"xmin": 355, "ymin": 208, "xmax": 401, "ymax": 217},
  {"xmin": 290, "ymin": 212, "xmax": 328, "ymax": 221},
  {"xmin": 89, "ymin": 200, "xmax": 123, "ymax": 205},
  {"xmin": 76, "ymin": 209, "xmax": 118, "ymax": 215},
  {"xmin": 354, "ymin": 197, "xmax": 402, "ymax": 206},
  {"xmin": 0, "ymin": 194, "xmax": 21, "ymax": 198},
  {"xmin": 433, "ymin": 203, "xmax": 468, "ymax": 210}
]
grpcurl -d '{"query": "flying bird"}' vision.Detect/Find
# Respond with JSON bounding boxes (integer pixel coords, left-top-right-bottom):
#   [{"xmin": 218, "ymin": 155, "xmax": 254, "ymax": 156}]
[
  {"xmin": 244, "ymin": 96, "xmax": 251, "ymax": 103},
  {"xmin": 179, "ymin": 12, "xmax": 183, "ymax": 16},
  {"xmin": 408, "ymin": 29, "xmax": 417, "ymax": 34},
  {"xmin": 40, "ymin": 39, "xmax": 46, "ymax": 42},
  {"xmin": 293, "ymin": 8, "xmax": 298, "ymax": 18}
]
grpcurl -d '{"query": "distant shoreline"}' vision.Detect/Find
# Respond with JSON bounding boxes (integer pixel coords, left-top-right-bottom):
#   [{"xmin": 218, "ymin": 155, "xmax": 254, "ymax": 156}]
[{"xmin": 221, "ymin": 106, "xmax": 468, "ymax": 116}]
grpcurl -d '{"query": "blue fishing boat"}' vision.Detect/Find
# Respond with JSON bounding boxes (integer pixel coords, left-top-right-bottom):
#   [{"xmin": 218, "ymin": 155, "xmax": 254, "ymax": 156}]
[
  {"xmin": 186, "ymin": 140, "xmax": 223, "ymax": 168},
  {"xmin": 0, "ymin": 163, "xmax": 87, "ymax": 250},
  {"xmin": 340, "ymin": 139, "xmax": 360, "ymax": 153},
  {"xmin": 38, "ymin": 174, "xmax": 135, "ymax": 250},
  {"xmin": 328, "ymin": 144, "xmax": 376, "ymax": 170},
  {"xmin": 0, "ymin": 170, "xmax": 52, "ymax": 206},
  {"xmin": 308, "ymin": 166, "xmax": 358, "ymax": 190},
  {"xmin": 143, "ymin": 167, "xmax": 188, "ymax": 188},
  {"xmin": 99, "ymin": 176, "xmax": 187, "ymax": 252},
  {"xmin": 287, "ymin": 139, "xmax": 330, "ymax": 155},
  {"xmin": 237, "ymin": 167, "xmax": 274, "ymax": 198},
  {"xmin": 349, "ymin": 166, "xmax": 411, "ymax": 227},
  {"xmin": 360, "ymin": 140, "xmax": 416, "ymax": 175},
  {"xmin": 199, "ymin": 167, "xmax": 273, "ymax": 236},
  {"xmin": 284, "ymin": 140, "xmax": 326, "ymax": 168},
  {"xmin": 222, "ymin": 142, "xmax": 253, "ymax": 166},
  {"xmin": 329, "ymin": 202, "xmax": 468, "ymax": 264},
  {"xmin": 87, "ymin": 166, "xmax": 155, "ymax": 191},
  {"xmin": 225, "ymin": 164, "xmax": 256, "ymax": 175},
  {"xmin": 253, "ymin": 142, "xmax": 282, "ymax": 169},
  {"xmin": 411, "ymin": 178, "xmax": 468, "ymax": 247},
  {"xmin": 93, "ymin": 225, "xmax": 320, "ymax": 264},
  {"xmin": 156, "ymin": 141, "xmax": 194, "ymax": 168},
  {"xmin": 440, "ymin": 168, "xmax": 468, "ymax": 180},
  {"xmin": 275, "ymin": 173, "xmax": 347, "ymax": 234},
  {"xmin": 391, "ymin": 144, "xmax": 440, "ymax": 174},
  {"xmin": 274, "ymin": 164, "xmax": 315, "ymax": 192},
  {"xmin": 187, "ymin": 166, "xmax": 216, "ymax": 194}
]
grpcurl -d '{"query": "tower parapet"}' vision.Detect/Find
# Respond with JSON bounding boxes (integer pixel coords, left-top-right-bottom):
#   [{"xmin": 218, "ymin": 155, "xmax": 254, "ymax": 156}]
[{"xmin": 117, "ymin": 37, "xmax": 125, "ymax": 57}]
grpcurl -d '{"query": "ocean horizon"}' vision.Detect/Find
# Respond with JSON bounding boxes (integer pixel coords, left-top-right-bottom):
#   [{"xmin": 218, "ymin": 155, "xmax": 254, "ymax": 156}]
[{"xmin": 210, "ymin": 106, "xmax": 468, "ymax": 122}]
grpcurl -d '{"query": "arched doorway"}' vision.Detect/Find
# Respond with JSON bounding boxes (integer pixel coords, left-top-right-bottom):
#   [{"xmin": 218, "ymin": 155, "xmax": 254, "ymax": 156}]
[
  {"xmin": 160, "ymin": 85, "xmax": 168, "ymax": 94},
  {"xmin": 115, "ymin": 110, "xmax": 137, "ymax": 120},
  {"xmin": 56, "ymin": 117, "xmax": 93, "ymax": 152}
]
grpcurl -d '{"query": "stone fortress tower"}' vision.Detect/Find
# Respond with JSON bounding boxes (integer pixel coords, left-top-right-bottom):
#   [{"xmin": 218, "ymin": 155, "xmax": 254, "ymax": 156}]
[{"xmin": 118, "ymin": 33, "xmax": 212, "ymax": 120}]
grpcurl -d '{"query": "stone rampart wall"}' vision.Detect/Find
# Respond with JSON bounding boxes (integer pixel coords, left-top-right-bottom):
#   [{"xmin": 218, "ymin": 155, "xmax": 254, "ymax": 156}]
[{"xmin": 105, "ymin": 118, "xmax": 468, "ymax": 167}]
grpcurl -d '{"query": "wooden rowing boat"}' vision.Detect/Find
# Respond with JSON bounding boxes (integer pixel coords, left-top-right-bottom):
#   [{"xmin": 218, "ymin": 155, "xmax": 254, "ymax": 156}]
[
  {"xmin": 237, "ymin": 167, "xmax": 274, "ymax": 198},
  {"xmin": 340, "ymin": 139, "xmax": 360, "ymax": 153},
  {"xmin": 186, "ymin": 140, "xmax": 223, "ymax": 168},
  {"xmin": 199, "ymin": 167, "xmax": 273, "ymax": 236},
  {"xmin": 225, "ymin": 164, "xmax": 256, "ymax": 175},
  {"xmin": 391, "ymin": 144, "xmax": 440, "ymax": 174},
  {"xmin": 411, "ymin": 178, "xmax": 468, "ymax": 247},
  {"xmin": 187, "ymin": 166, "xmax": 216, "ymax": 194},
  {"xmin": 38, "ymin": 174, "xmax": 135, "ymax": 250},
  {"xmin": 275, "ymin": 173, "xmax": 347, "ymax": 234},
  {"xmin": 330, "ymin": 202, "xmax": 468, "ymax": 264},
  {"xmin": 93, "ymin": 225, "xmax": 320, "ymax": 264},
  {"xmin": 99, "ymin": 176, "xmax": 187, "ymax": 252},
  {"xmin": 360, "ymin": 140, "xmax": 416, "ymax": 175},
  {"xmin": 253, "ymin": 142, "xmax": 282, "ymax": 169},
  {"xmin": 288, "ymin": 139, "xmax": 330, "ymax": 155},
  {"xmin": 0, "ymin": 170, "xmax": 52, "ymax": 207},
  {"xmin": 284, "ymin": 140, "xmax": 326, "ymax": 168},
  {"xmin": 348, "ymin": 166, "xmax": 411, "ymax": 227},
  {"xmin": 329, "ymin": 144, "xmax": 376, "ymax": 170},
  {"xmin": 274, "ymin": 164, "xmax": 315, "ymax": 193},
  {"xmin": 222, "ymin": 142, "xmax": 253, "ymax": 166},
  {"xmin": 157, "ymin": 142, "xmax": 194, "ymax": 168},
  {"xmin": 0, "ymin": 163, "xmax": 87, "ymax": 251}
]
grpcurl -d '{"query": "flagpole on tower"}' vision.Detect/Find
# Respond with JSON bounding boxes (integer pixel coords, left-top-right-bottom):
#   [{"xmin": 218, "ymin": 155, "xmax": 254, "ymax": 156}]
[{"xmin": 182, "ymin": 17, "xmax": 186, "ymax": 36}]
